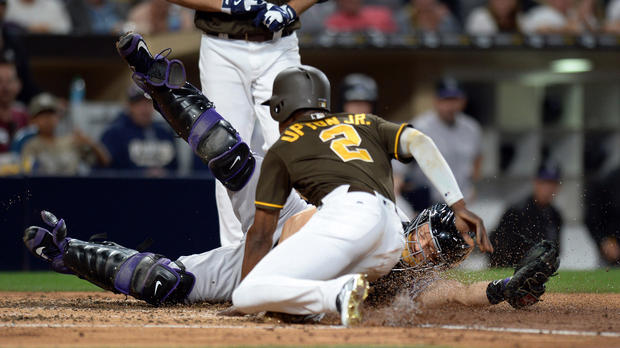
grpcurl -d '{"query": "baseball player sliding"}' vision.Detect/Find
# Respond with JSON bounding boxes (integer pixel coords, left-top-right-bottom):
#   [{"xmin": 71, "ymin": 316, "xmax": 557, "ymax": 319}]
[{"xmin": 23, "ymin": 35, "xmax": 559, "ymax": 325}]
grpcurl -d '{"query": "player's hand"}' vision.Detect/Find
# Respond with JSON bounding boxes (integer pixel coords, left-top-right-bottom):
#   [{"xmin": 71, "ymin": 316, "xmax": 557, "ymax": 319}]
[
  {"xmin": 450, "ymin": 199, "xmax": 494, "ymax": 253},
  {"xmin": 221, "ymin": 0, "xmax": 266, "ymax": 15},
  {"xmin": 253, "ymin": 3, "xmax": 297, "ymax": 32}
]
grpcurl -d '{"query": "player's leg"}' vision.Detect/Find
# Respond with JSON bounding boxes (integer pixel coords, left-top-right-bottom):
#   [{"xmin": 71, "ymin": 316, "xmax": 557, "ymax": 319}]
[
  {"xmin": 23, "ymin": 211, "xmax": 195, "ymax": 305},
  {"xmin": 176, "ymin": 242, "xmax": 245, "ymax": 303},
  {"xmin": 116, "ymin": 32, "xmax": 254, "ymax": 192},
  {"xmin": 199, "ymin": 35, "xmax": 256, "ymax": 244},
  {"xmin": 232, "ymin": 188, "xmax": 403, "ymax": 325},
  {"xmin": 252, "ymin": 34, "xmax": 301, "ymax": 151}
]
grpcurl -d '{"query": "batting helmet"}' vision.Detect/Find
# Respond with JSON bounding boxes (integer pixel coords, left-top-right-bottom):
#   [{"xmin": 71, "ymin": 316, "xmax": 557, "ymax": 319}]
[
  {"xmin": 341, "ymin": 73, "xmax": 378, "ymax": 103},
  {"xmin": 261, "ymin": 65, "xmax": 330, "ymax": 122},
  {"xmin": 396, "ymin": 203, "xmax": 473, "ymax": 272}
]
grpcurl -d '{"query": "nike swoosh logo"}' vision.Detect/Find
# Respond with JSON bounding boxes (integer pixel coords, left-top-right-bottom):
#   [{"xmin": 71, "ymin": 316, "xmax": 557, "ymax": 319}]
[
  {"xmin": 233, "ymin": 0, "xmax": 242, "ymax": 5},
  {"xmin": 154, "ymin": 280, "xmax": 162, "ymax": 296},
  {"xmin": 230, "ymin": 155, "xmax": 241, "ymax": 170},
  {"xmin": 35, "ymin": 247, "xmax": 48, "ymax": 260},
  {"xmin": 137, "ymin": 40, "xmax": 151, "ymax": 58}
]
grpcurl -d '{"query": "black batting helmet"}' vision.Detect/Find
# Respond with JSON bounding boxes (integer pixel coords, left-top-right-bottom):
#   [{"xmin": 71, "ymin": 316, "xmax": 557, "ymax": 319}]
[
  {"xmin": 261, "ymin": 65, "xmax": 330, "ymax": 122},
  {"xmin": 396, "ymin": 203, "xmax": 473, "ymax": 271},
  {"xmin": 341, "ymin": 73, "xmax": 378, "ymax": 103}
]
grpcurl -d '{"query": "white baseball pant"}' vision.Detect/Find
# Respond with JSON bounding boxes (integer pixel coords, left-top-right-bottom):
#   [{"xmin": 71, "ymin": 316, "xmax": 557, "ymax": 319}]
[
  {"xmin": 177, "ymin": 155, "xmax": 309, "ymax": 303},
  {"xmin": 198, "ymin": 33, "xmax": 301, "ymax": 246},
  {"xmin": 232, "ymin": 185, "xmax": 405, "ymax": 315}
]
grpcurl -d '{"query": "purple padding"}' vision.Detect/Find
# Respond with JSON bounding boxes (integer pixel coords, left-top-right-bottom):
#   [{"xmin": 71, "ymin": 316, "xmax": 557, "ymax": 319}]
[
  {"xmin": 25, "ymin": 227, "xmax": 46, "ymax": 251},
  {"xmin": 119, "ymin": 34, "xmax": 143, "ymax": 57},
  {"xmin": 188, "ymin": 108, "xmax": 223, "ymax": 152},
  {"xmin": 114, "ymin": 252, "xmax": 149, "ymax": 295}
]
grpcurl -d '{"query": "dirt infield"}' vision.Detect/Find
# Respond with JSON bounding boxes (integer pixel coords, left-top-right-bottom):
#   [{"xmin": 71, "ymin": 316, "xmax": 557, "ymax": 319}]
[{"xmin": 1, "ymin": 292, "xmax": 619, "ymax": 347}]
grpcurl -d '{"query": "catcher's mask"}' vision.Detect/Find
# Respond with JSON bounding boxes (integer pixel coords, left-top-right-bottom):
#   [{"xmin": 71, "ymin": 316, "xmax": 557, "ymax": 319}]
[
  {"xmin": 261, "ymin": 65, "xmax": 330, "ymax": 123},
  {"xmin": 396, "ymin": 203, "xmax": 473, "ymax": 272}
]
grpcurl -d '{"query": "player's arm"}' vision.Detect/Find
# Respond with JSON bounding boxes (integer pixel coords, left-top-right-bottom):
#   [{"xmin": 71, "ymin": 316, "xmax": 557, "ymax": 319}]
[
  {"xmin": 241, "ymin": 208, "xmax": 279, "ymax": 279},
  {"xmin": 241, "ymin": 149, "xmax": 292, "ymax": 279},
  {"xmin": 416, "ymin": 279, "xmax": 492, "ymax": 308},
  {"xmin": 399, "ymin": 127, "xmax": 493, "ymax": 252}
]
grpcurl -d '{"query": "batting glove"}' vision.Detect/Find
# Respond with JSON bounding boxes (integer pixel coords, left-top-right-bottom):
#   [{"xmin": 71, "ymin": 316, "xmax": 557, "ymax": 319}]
[
  {"xmin": 221, "ymin": 0, "xmax": 266, "ymax": 15},
  {"xmin": 253, "ymin": 3, "xmax": 297, "ymax": 32}
]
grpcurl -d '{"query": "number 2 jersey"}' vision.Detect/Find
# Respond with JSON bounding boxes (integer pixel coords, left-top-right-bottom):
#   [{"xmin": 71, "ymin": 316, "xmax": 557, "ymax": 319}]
[{"xmin": 255, "ymin": 112, "xmax": 413, "ymax": 210}]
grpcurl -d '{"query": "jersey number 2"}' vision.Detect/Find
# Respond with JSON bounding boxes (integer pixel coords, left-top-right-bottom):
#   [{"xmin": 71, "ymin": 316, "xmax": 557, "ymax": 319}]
[{"xmin": 319, "ymin": 124, "xmax": 374, "ymax": 162}]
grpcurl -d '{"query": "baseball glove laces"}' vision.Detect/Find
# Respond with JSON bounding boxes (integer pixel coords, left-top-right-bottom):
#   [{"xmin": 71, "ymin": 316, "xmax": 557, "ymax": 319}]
[{"xmin": 504, "ymin": 240, "xmax": 560, "ymax": 309}]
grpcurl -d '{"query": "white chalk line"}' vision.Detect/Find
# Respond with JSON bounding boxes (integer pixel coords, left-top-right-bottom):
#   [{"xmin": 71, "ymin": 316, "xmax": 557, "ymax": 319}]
[{"xmin": 0, "ymin": 322, "xmax": 619, "ymax": 338}]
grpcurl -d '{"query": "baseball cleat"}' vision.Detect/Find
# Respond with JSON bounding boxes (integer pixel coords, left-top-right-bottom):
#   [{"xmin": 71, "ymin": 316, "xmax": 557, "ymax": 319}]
[
  {"xmin": 336, "ymin": 274, "xmax": 369, "ymax": 327},
  {"xmin": 23, "ymin": 211, "xmax": 72, "ymax": 274},
  {"xmin": 116, "ymin": 32, "xmax": 186, "ymax": 89}
]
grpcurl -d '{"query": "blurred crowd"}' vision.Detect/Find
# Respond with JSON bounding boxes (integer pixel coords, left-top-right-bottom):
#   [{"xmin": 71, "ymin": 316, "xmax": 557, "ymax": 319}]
[
  {"xmin": 0, "ymin": 0, "xmax": 618, "ymax": 267},
  {"xmin": 1, "ymin": 0, "xmax": 194, "ymax": 35},
  {"xmin": 0, "ymin": 0, "xmax": 618, "ymax": 36}
]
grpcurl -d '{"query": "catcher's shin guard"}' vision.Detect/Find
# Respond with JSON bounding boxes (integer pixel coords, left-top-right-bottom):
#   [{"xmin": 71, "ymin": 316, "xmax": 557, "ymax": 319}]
[
  {"xmin": 136, "ymin": 79, "xmax": 255, "ymax": 191},
  {"xmin": 62, "ymin": 239, "xmax": 195, "ymax": 305}
]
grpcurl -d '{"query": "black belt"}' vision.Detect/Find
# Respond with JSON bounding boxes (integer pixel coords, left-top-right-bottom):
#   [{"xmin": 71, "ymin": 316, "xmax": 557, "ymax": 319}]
[
  {"xmin": 204, "ymin": 30, "xmax": 294, "ymax": 42},
  {"xmin": 348, "ymin": 185, "xmax": 374, "ymax": 194}
]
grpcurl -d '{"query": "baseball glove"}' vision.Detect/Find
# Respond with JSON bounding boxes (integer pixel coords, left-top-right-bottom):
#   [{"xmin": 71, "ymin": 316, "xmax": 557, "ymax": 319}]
[{"xmin": 504, "ymin": 240, "xmax": 560, "ymax": 309}]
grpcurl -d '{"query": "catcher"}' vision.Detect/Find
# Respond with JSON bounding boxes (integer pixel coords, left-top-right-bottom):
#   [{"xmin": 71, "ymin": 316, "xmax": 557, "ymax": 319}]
[{"xmin": 23, "ymin": 34, "xmax": 558, "ymax": 321}]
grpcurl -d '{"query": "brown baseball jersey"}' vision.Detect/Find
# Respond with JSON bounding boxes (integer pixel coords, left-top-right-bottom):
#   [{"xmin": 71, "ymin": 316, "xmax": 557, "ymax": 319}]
[{"xmin": 255, "ymin": 112, "xmax": 412, "ymax": 210}]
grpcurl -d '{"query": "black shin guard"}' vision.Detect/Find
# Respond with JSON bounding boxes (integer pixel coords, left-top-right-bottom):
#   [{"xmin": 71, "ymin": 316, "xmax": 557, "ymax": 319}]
[{"xmin": 62, "ymin": 239, "xmax": 195, "ymax": 305}]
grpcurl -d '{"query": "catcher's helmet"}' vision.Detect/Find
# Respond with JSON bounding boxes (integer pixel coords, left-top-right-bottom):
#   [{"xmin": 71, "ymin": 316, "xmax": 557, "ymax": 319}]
[
  {"xmin": 261, "ymin": 65, "xmax": 330, "ymax": 122},
  {"xmin": 397, "ymin": 203, "xmax": 473, "ymax": 271},
  {"xmin": 341, "ymin": 73, "xmax": 378, "ymax": 103}
]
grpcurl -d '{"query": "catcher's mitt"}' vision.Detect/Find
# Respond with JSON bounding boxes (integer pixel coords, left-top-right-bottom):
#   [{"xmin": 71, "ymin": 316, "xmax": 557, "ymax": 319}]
[{"xmin": 505, "ymin": 240, "xmax": 560, "ymax": 309}]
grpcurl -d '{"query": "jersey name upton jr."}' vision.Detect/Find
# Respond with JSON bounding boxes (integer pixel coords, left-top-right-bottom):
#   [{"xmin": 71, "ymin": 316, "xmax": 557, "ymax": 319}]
[{"xmin": 255, "ymin": 113, "xmax": 411, "ymax": 209}]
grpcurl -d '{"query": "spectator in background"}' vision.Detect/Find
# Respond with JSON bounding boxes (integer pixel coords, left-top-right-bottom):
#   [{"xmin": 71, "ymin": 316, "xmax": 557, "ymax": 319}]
[
  {"xmin": 521, "ymin": 0, "xmax": 599, "ymax": 34},
  {"xmin": 340, "ymin": 73, "xmax": 378, "ymax": 114},
  {"xmin": 395, "ymin": 0, "xmax": 461, "ymax": 34},
  {"xmin": 21, "ymin": 93, "xmax": 110, "ymax": 175},
  {"xmin": 0, "ymin": 59, "xmax": 27, "ymax": 153},
  {"xmin": 101, "ymin": 85, "xmax": 177, "ymax": 175},
  {"xmin": 585, "ymin": 166, "xmax": 620, "ymax": 266},
  {"xmin": 5, "ymin": 0, "xmax": 71, "ymax": 34},
  {"xmin": 65, "ymin": 0, "xmax": 124, "ymax": 35},
  {"xmin": 325, "ymin": 0, "xmax": 398, "ymax": 33},
  {"xmin": 404, "ymin": 77, "xmax": 482, "ymax": 207},
  {"xmin": 0, "ymin": 0, "xmax": 40, "ymax": 103},
  {"xmin": 490, "ymin": 163, "xmax": 563, "ymax": 267},
  {"xmin": 298, "ymin": 0, "xmax": 336, "ymax": 34},
  {"xmin": 606, "ymin": 0, "xmax": 620, "ymax": 33},
  {"xmin": 126, "ymin": 0, "xmax": 193, "ymax": 35},
  {"xmin": 465, "ymin": 0, "xmax": 523, "ymax": 35}
]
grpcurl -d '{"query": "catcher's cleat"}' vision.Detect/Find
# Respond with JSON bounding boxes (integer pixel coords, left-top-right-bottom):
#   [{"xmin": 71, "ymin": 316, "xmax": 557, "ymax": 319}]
[
  {"xmin": 336, "ymin": 274, "xmax": 369, "ymax": 327},
  {"xmin": 116, "ymin": 32, "xmax": 185, "ymax": 89},
  {"xmin": 23, "ymin": 211, "xmax": 72, "ymax": 274},
  {"xmin": 504, "ymin": 240, "xmax": 560, "ymax": 309}
]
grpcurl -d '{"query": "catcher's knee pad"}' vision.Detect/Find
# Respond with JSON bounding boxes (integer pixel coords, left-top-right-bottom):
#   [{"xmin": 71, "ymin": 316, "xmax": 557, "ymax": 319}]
[
  {"xmin": 63, "ymin": 239, "xmax": 195, "ymax": 305},
  {"xmin": 188, "ymin": 111, "xmax": 255, "ymax": 191},
  {"xmin": 136, "ymin": 81, "xmax": 254, "ymax": 191}
]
